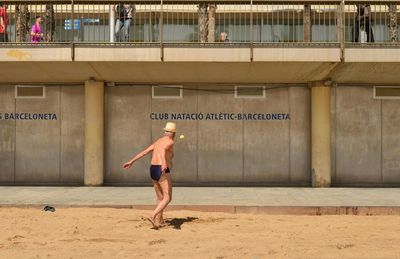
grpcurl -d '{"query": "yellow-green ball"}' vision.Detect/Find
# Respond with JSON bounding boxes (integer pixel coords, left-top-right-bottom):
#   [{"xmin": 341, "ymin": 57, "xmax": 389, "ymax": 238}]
[{"xmin": 179, "ymin": 134, "xmax": 185, "ymax": 139}]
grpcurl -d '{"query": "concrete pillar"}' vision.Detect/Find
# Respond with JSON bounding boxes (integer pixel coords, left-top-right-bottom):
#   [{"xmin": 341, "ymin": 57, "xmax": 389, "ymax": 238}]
[
  {"xmin": 198, "ymin": 3, "xmax": 208, "ymax": 43},
  {"xmin": 311, "ymin": 81, "xmax": 331, "ymax": 187},
  {"xmin": 84, "ymin": 80, "xmax": 104, "ymax": 186},
  {"xmin": 109, "ymin": 5, "xmax": 115, "ymax": 42},
  {"xmin": 208, "ymin": 4, "xmax": 216, "ymax": 43},
  {"xmin": 337, "ymin": 1, "xmax": 345, "ymax": 61},
  {"xmin": 389, "ymin": 5, "xmax": 398, "ymax": 43},
  {"xmin": 303, "ymin": 4, "xmax": 312, "ymax": 42},
  {"xmin": 15, "ymin": 5, "xmax": 29, "ymax": 42}
]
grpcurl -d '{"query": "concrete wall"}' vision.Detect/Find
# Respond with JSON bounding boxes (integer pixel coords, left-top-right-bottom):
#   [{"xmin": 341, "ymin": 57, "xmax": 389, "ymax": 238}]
[
  {"xmin": 243, "ymin": 88, "xmax": 289, "ymax": 183},
  {"xmin": 0, "ymin": 87, "xmax": 15, "ymax": 183},
  {"xmin": 332, "ymin": 87, "xmax": 400, "ymax": 186},
  {"xmin": 15, "ymin": 87, "xmax": 61, "ymax": 183},
  {"xmin": 105, "ymin": 86, "xmax": 152, "ymax": 184},
  {"xmin": 105, "ymin": 85, "xmax": 311, "ymax": 186},
  {"xmin": 61, "ymin": 87, "xmax": 85, "ymax": 183},
  {"xmin": 0, "ymin": 85, "xmax": 84, "ymax": 185},
  {"xmin": 197, "ymin": 86, "xmax": 244, "ymax": 184},
  {"xmin": 2, "ymin": 84, "xmax": 399, "ymax": 186}
]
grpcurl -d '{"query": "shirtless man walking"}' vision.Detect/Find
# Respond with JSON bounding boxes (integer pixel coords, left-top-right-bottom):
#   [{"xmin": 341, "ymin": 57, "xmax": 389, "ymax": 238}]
[{"xmin": 123, "ymin": 122, "xmax": 176, "ymax": 229}]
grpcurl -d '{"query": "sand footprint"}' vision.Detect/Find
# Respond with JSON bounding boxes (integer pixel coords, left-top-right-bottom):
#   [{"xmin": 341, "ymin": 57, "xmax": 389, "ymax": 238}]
[
  {"xmin": 7, "ymin": 235, "xmax": 25, "ymax": 241},
  {"xmin": 148, "ymin": 239, "xmax": 167, "ymax": 246},
  {"xmin": 336, "ymin": 243, "xmax": 355, "ymax": 250}
]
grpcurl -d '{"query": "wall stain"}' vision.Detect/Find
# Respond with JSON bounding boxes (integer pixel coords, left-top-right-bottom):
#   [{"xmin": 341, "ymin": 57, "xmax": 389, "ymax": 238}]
[
  {"xmin": 6, "ymin": 50, "xmax": 32, "ymax": 60},
  {"xmin": 0, "ymin": 127, "xmax": 15, "ymax": 152},
  {"xmin": 0, "ymin": 141, "xmax": 15, "ymax": 152}
]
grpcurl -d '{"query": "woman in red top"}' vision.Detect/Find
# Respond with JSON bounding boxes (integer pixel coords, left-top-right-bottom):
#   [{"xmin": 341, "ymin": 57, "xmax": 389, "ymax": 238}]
[{"xmin": 0, "ymin": 4, "xmax": 8, "ymax": 42}]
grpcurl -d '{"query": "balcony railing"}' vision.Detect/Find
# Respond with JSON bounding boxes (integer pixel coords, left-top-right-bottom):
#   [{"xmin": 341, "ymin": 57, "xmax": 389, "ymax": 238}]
[{"xmin": 0, "ymin": 0, "xmax": 398, "ymax": 45}]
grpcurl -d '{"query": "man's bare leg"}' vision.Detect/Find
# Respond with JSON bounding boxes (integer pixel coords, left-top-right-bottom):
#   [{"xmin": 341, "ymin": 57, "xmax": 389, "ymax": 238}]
[
  {"xmin": 152, "ymin": 181, "xmax": 165, "ymax": 225},
  {"xmin": 150, "ymin": 174, "xmax": 172, "ymax": 221}
]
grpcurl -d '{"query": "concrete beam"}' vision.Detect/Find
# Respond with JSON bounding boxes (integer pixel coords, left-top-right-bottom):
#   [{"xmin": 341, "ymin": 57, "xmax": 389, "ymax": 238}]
[
  {"xmin": 253, "ymin": 48, "xmax": 340, "ymax": 62},
  {"xmin": 76, "ymin": 47, "xmax": 340, "ymax": 63},
  {"xmin": 311, "ymin": 81, "xmax": 331, "ymax": 187},
  {"xmin": 84, "ymin": 80, "xmax": 104, "ymax": 186},
  {"xmin": 163, "ymin": 48, "xmax": 251, "ymax": 62},
  {"xmin": 345, "ymin": 48, "xmax": 400, "ymax": 62},
  {"xmin": 74, "ymin": 48, "xmax": 160, "ymax": 62},
  {"xmin": 0, "ymin": 47, "xmax": 71, "ymax": 62}
]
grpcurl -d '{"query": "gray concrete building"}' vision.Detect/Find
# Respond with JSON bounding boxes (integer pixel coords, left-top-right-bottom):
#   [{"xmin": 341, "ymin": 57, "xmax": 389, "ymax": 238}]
[{"xmin": 0, "ymin": 0, "xmax": 399, "ymax": 187}]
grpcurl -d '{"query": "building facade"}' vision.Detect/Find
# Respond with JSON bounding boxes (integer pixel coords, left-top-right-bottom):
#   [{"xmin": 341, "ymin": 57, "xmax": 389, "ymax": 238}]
[{"xmin": 0, "ymin": 0, "xmax": 399, "ymax": 186}]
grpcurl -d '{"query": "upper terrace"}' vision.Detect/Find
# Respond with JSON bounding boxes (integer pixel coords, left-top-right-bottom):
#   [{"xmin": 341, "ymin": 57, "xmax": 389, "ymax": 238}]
[{"xmin": 0, "ymin": 0, "xmax": 399, "ymax": 83}]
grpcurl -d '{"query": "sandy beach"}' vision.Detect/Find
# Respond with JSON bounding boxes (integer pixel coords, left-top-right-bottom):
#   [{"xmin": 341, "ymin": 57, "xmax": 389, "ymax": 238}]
[{"xmin": 0, "ymin": 208, "xmax": 399, "ymax": 259}]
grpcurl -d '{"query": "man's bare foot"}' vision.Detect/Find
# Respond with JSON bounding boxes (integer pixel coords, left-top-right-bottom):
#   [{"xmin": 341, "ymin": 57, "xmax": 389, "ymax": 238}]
[
  {"xmin": 156, "ymin": 215, "xmax": 165, "ymax": 226},
  {"xmin": 147, "ymin": 216, "xmax": 159, "ymax": 229}
]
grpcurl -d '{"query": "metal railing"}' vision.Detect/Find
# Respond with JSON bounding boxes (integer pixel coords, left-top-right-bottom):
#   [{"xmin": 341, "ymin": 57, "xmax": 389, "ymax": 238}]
[
  {"xmin": 345, "ymin": 3, "xmax": 399, "ymax": 44},
  {"xmin": 0, "ymin": 0, "xmax": 398, "ymax": 45}
]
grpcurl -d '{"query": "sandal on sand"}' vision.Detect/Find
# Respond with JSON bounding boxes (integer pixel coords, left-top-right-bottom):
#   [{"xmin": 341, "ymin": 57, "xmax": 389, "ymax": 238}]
[{"xmin": 147, "ymin": 217, "xmax": 159, "ymax": 229}]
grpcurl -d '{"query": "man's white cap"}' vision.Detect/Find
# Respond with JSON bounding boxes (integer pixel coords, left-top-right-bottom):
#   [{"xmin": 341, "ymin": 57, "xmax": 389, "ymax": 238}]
[{"xmin": 163, "ymin": 122, "xmax": 176, "ymax": 133}]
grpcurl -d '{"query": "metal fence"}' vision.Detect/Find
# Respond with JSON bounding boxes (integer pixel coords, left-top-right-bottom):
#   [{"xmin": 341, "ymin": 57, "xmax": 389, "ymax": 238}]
[
  {"xmin": 345, "ymin": 3, "xmax": 399, "ymax": 43},
  {"xmin": 0, "ymin": 1, "xmax": 398, "ymax": 44}
]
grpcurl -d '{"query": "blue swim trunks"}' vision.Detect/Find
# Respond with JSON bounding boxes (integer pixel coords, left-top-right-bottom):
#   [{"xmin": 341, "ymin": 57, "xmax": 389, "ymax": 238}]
[{"xmin": 149, "ymin": 165, "xmax": 170, "ymax": 181}]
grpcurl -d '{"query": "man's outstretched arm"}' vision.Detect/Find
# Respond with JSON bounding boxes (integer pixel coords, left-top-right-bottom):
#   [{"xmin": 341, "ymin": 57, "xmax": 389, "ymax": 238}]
[{"xmin": 123, "ymin": 144, "xmax": 154, "ymax": 169}]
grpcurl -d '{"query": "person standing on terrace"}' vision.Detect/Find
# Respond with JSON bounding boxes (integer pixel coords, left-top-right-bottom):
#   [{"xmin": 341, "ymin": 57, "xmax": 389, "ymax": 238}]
[
  {"xmin": 31, "ymin": 16, "xmax": 44, "ymax": 43},
  {"xmin": 114, "ymin": 4, "xmax": 135, "ymax": 42},
  {"xmin": 219, "ymin": 32, "xmax": 229, "ymax": 43},
  {"xmin": 353, "ymin": 4, "xmax": 374, "ymax": 43},
  {"xmin": 0, "ymin": 4, "xmax": 8, "ymax": 42}
]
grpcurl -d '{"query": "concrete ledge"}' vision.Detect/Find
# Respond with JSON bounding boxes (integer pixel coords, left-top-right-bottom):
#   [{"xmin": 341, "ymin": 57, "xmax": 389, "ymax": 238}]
[
  {"xmin": 253, "ymin": 48, "xmax": 341, "ymax": 62},
  {"xmin": 233, "ymin": 206, "xmax": 400, "ymax": 215},
  {"xmin": 74, "ymin": 47, "xmax": 160, "ymax": 62},
  {"xmin": 1, "ymin": 204, "xmax": 399, "ymax": 215},
  {"xmin": 163, "ymin": 47, "xmax": 251, "ymax": 62},
  {"xmin": 138, "ymin": 205, "xmax": 400, "ymax": 215},
  {"xmin": 346, "ymin": 48, "xmax": 400, "ymax": 62},
  {"xmin": 1, "ymin": 47, "xmax": 399, "ymax": 63},
  {"xmin": 0, "ymin": 47, "xmax": 71, "ymax": 61}
]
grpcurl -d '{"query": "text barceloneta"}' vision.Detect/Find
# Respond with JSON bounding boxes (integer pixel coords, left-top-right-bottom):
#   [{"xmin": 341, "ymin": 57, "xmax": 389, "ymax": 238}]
[
  {"xmin": 150, "ymin": 113, "xmax": 290, "ymax": 121},
  {"xmin": 0, "ymin": 113, "xmax": 58, "ymax": 121}
]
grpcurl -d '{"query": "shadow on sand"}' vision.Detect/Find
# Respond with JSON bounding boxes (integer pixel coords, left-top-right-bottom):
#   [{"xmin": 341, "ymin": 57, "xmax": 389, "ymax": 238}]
[{"xmin": 165, "ymin": 217, "xmax": 198, "ymax": 230}]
